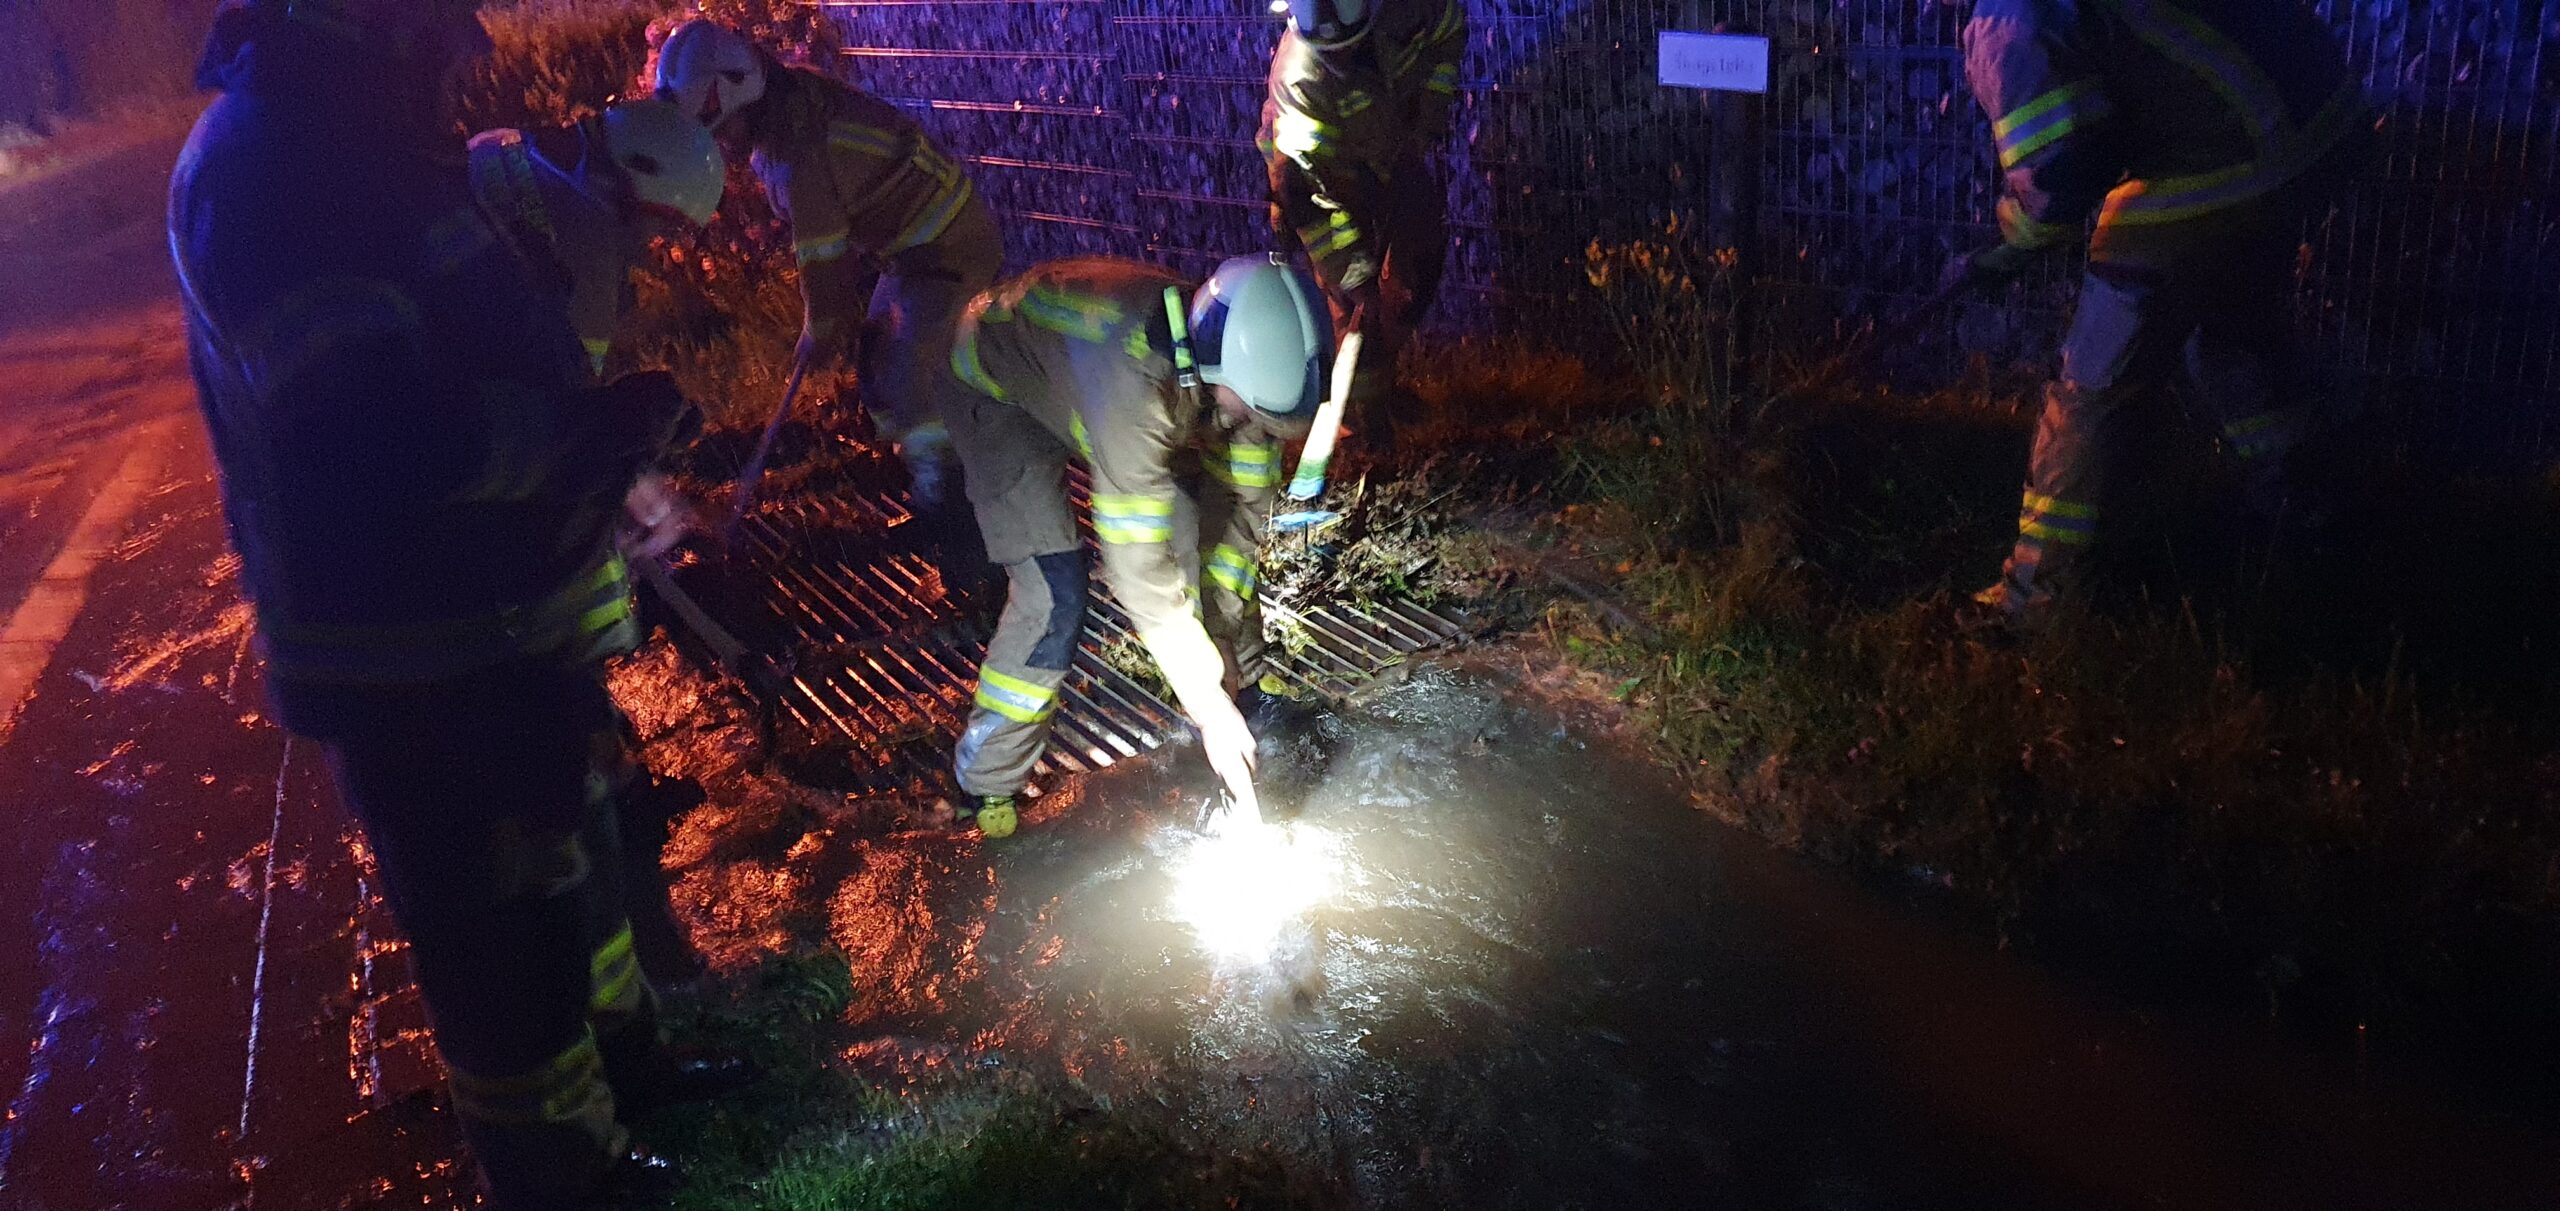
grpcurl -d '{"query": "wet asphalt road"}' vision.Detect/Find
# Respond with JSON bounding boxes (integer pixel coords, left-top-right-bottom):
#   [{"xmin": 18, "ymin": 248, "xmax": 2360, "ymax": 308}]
[{"xmin": 4, "ymin": 128, "xmax": 2560, "ymax": 1211}]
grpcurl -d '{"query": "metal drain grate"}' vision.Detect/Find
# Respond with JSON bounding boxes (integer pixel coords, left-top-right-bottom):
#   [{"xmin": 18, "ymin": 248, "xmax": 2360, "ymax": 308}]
[{"xmin": 660, "ymin": 463, "xmax": 1468, "ymax": 799}]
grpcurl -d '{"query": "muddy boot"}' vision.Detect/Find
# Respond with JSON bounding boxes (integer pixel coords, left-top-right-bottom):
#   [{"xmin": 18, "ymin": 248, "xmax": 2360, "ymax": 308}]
[{"xmin": 965, "ymin": 794, "xmax": 1019, "ymax": 840}]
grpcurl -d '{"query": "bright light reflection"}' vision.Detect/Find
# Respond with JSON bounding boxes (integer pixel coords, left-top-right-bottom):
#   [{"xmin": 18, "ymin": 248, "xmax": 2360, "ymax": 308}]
[{"xmin": 1168, "ymin": 815, "xmax": 1338, "ymax": 961}]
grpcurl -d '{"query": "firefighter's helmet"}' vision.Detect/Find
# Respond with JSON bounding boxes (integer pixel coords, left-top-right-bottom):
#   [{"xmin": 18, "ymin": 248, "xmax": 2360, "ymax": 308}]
[
  {"xmin": 655, "ymin": 20, "xmax": 765, "ymax": 131},
  {"xmin": 601, "ymin": 98, "xmax": 725, "ymax": 224},
  {"xmin": 1285, "ymin": 0, "xmax": 1372, "ymax": 48},
  {"xmin": 1189, "ymin": 255, "xmax": 1334, "ymax": 423}
]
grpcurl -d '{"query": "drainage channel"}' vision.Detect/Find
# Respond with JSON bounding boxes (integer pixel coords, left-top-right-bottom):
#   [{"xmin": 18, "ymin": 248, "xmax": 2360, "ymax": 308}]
[{"xmin": 658, "ymin": 461, "xmax": 1469, "ymax": 800}]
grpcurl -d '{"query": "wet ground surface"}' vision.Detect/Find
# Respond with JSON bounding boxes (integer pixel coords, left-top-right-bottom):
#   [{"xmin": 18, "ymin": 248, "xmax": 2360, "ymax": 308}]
[
  {"xmin": 643, "ymin": 654, "xmax": 2560, "ymax": 1211},
  {"xmin": 5, "ymin": 128, "xmax": 2560, "ymax": 1211}
]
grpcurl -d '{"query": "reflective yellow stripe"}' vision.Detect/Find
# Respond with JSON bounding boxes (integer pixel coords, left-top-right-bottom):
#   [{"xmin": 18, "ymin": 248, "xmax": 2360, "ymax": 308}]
[
  {"xmin": 447, "ymin": 1033, "xmax": 611, "ymax": 1127},
  {"xmin": 1018, "ymin": 285, "xmax": 1123, "ymax": 345},
  {"xmin": 1272, "ymin": 107, "xmax": 1336, "ymax": 160},
  {"xmin": 1207, "ymin": 442, "xmax": 1282, "ymax": 489},
  {"xmin": 2021, "ymin": 520, "xmax": 2095, "ymax": 545},
  {"xmin": 1986, "ymin": 80, "xmax": 2109, "ymax": 170},
  {"xmin": 795, "ymin": 227, "xmax": 854, "ymax": 265},
  {"xmin": 974, "ymin": 665, "xmax": 1059, "ymax": 723},
  {"xmin": 827, "ymin": 122, "xmax": 903, "ymax": 158},
  {"xmin": 1070, "ymin": 414, "xmax": 1093, "ymax": 458},
  {"xmin": 951, "ymin": 331, "xmax": 1008, "ymax": 400},
  {"xmin": 887, "ymin": 179, "xmax": 974, "ymax": 256},
  {"xmin": 1304, "ymin": 210, "xmax": 1363, "ymax": 257},
  {"xmin": 1092, "ymin": 492, "xmax": 1175, "ymax": 544},
  {"xmin": 589, "ymin": 923, "xmax": 642, "ymax": 1016},
  {"xmin": 581, "ymin": 337, "xmax": 612, "ymax": 373},
  {"xmin": 1996, "ymin": 197, "xmax": 2076, "ymax": 249},
  {"xmin": 1205, "ymin": 543, "xmax": 1258, "ymax": 601},
  {"xmin": 2100, "ymin": 87, "xmax": 2363, "ymax": 227},
  {"xmin": 2020, "ymin": 491, "xmax": 2096, "ymax": 520}
]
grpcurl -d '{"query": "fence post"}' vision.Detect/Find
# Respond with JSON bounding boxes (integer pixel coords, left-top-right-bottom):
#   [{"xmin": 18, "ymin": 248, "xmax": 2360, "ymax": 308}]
[{"xmin": 1705, "ymin": 20, "xmax": 1764, "ymax": 379}]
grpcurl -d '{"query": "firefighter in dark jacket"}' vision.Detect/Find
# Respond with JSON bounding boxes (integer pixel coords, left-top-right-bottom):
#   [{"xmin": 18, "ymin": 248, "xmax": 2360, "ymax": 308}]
[
  {"xmin": 1259, "ymin": 0, "xmax": 1465, "ymax": 444},
  {"xmin": 467, "ymin": 94, "xmax": 726, "ymax": 985},
  {"xmin": 1954, "ymin": 0, "xmax": 2369, "ymax": 622},
  {"xmin": 174, "ymin": 1, "xmax": 738, "ymax": 1204}
]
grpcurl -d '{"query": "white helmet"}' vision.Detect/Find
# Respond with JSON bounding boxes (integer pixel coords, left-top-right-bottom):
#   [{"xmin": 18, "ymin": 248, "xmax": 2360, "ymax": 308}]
[
  {"xmin": 1284, "ymin": 0, "xmax": 1372, "ymax": 48},
  {"xmin": 1189, "ymin": 255, "xmax": 1334, "ymax": 423},
  {"xmin": 654, "ymin": 19, "xmax": 765, "ymax": 131},
  {"xmin": 600, "ymin": 98, "xmax": 724, "ymax": 224}
]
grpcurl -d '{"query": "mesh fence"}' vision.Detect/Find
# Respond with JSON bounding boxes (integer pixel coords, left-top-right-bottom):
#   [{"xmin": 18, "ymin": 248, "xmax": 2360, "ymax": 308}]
[{"xmin": 819, "ymin": 0, "xmax": 2560, "ymax": 459}]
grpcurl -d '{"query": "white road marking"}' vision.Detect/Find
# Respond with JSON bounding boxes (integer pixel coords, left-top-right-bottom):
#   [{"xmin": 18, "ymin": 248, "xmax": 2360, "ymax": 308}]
[
  {"xmin": 0, "ymin": 418, "xmax": 176, "ymax": 741},
  {"xmin": 239, "ymin": 737, "xmax": 291, "ymax": 1143}
]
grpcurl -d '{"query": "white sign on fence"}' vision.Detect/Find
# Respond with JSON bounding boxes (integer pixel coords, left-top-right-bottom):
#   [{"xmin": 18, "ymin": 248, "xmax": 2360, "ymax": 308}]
[{"xmin": 1658, "ymin": 31, "xmax": 1770, "ymax": 93}]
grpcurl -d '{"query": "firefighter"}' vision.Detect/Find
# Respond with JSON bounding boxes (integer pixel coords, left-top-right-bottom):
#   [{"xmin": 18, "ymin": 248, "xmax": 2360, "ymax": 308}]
[
  {"xmin": 468, "ymin": 96, "xmax": 725, "ymax": 378},
  {"xmin": 468, "ymin": 95, "xmax": 725, "ymax": 985},
  {"xmin": 1952, "ymin": 0, "xmax": 2369, "ymax": 623},
  {"xmin": 1259, "ymin": 0, "xmax": 1465, "ymax": 445},
  {"xmin": 654, "ymin": 18, "xmax": 1000, "ymax": 506},
  {"xmin": 176, "ymin": 2, "xmax": 743, "ymax": 1204},
  {"xmin": 941, "ymin": 255, "xmax": 1331, "ymax": 839}
]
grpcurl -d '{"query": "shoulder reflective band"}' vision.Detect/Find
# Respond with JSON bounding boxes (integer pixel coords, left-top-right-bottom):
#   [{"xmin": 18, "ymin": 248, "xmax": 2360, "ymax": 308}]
[
  {"xmin": 1286, "ymin": 329, "xmax": 1361, "ymax": 500},
  {"xmin": 1162, "ymin": 286, "xmax": 1200, "ymax": 387}
]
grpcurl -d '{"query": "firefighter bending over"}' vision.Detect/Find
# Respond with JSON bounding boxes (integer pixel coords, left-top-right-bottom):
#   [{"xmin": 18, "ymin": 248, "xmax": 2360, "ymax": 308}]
[
  {"xmin": 655, "ymin": 18, "xmax": 1000, "ymax": 504},
  {"xmin": 1260, "ymin": 0, "xmax": 1465, "ymax": 445},
  {"xmin": 942, "ymin": 256, "xmax": 1331, "ymax": 839},
  {"xmin": 1952, "ymin": 0, "xmax": 2369, "ymax": 623},
  {"xmin": 175, "ymin": 2, "xmax": 744, "ymax": 1204},
  {"xmin": 467, "ymin": 96, "xmax": 725, "ymax": 379}
]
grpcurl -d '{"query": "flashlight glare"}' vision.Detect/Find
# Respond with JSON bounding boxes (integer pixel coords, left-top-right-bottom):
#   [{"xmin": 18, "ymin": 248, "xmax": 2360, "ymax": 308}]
[{"xmin": 1169, "ymin": 817, "xmax": 1336, "ymax": 961}]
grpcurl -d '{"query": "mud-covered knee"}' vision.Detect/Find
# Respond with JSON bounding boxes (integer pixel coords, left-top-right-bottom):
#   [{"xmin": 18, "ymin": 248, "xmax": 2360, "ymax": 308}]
[{"xmin": 1030, "ymin": 551, "xmax": 1089, "ymax": 671}]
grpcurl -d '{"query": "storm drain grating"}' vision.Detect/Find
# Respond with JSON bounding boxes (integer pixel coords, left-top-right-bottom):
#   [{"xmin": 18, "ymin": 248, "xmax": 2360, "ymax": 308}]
[{"xmin": 664, "ymin": 467, "xmax": 1467, "ymax": 799}]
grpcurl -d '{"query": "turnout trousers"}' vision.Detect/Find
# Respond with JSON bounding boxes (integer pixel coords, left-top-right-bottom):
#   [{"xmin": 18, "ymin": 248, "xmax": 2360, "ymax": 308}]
[
  {"xmin": 862, "ymin": 205, "xmax": 1004, "ymax": 443},
  {"xmin": 941, "ymin": 396, "xmax": 1266, "ymax": 801},
  {"xmin": 319, "ymin": 664, "xmax": 658, "ymax": 1209},
  {"xmin": 1268, "ymin": 148, "xmax": 1449, "ymax": 425},
  {"xmin": 1994, "ymin": 186, "xmax": 2328, "ymax": 610}
]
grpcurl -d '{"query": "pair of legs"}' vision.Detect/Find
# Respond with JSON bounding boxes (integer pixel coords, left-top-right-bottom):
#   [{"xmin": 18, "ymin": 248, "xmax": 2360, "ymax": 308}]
[
  {"xmin": 1268, "ymin": 150, "xmax": 1449, "ymax": 434},
  {"xmin": 321, "ymin": 665, "xmax": 661, "ymax": 1209},
  {"xmin": 941, "ymin": 396, "xmax": 1264, "ymax": 801},
  {"xmin": 1990, "ymin": 196, "xmax": 2322, "ymax": 613},
  {"xmin": 860, "ymin": 206, "xmax": 1003, "ymax": 445}
]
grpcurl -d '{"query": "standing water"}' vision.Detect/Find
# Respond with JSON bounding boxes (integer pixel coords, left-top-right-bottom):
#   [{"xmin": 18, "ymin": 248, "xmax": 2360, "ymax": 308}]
[{"xmin": 657, "ymin": 655, "xmax": 2560, "ymax": 1210}]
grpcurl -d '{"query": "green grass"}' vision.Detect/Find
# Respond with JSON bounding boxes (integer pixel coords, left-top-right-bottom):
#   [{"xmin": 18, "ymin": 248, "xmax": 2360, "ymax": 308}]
[{"xmin": 1477, "ymin": 230, "xmax": 2560, "ymax": 1046}]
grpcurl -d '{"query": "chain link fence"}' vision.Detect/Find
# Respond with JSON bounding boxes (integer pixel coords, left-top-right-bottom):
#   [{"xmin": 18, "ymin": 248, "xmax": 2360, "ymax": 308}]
[{"xmin": 818, "ymin": 0, "xmax": 2560, "ymax": 460}]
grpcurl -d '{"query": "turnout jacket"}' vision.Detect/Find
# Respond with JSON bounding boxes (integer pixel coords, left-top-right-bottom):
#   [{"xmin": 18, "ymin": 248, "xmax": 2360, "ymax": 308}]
[
  {"xmin": 467, "ymin": 123, "xmax": 633, "ymax": 378},
  {"xmin": 751, "ymin": 63, "xmax": 992, "ymax": 322},
  {"xmin": 952, "ymin": 259, "xmax": 1283, "ymax": 683},
  {"xmin": 1962, "ymin": 0, "xmax": 2366, "ymax": 262},
  {"xmin": 1258, "ymin": 0, "xmax": 1466, "ymax": 275},
  {"xmin": 172, "ymin": 27, "xmax": 652, "ymax": 722}
]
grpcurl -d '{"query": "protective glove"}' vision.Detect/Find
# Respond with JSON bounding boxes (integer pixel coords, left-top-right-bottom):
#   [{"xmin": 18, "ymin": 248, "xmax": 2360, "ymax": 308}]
[
  {"xmin": 1194, "ymin": 697, "xmax": 1262, "ymax": 819},
  {"xmin": 897, "ymin": 421, "xmax": 954, "ymax": 512},
  {"xmin": 618, "ymin": 471, "xmax": 692, "ymax": 561},
  {"xmin": 1944, "ymin": 242, "xmax": 2042, "ymax": 294}
]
